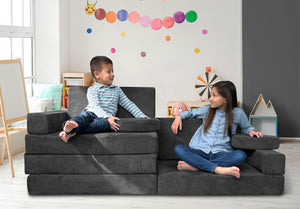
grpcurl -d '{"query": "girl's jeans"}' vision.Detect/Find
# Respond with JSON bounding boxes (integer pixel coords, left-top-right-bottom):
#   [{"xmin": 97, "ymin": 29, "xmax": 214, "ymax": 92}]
[
  {"xmin": 174, "ymin": 144, "xmax": 247, "ymax": 173},
  {"xmin": 64, "ymin": 110, "xmax": 110, "ymax": 135}
]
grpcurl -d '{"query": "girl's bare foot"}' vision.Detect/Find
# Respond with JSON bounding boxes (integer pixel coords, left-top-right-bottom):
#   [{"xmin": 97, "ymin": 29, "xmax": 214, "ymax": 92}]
[
  {"xmin": 214, "ymin": 166, "xmax": 240, "ymax": 178},
  {"xmin": 64, "ymin": 120, "xmax": 78, "ymax": 133},
  {"xmin": 177, "ymin": 161, "xmax": 199, "ymax": 171},
  {"xmin": 59, "ymin": 131, "xmax": 76, "ymax": 142}
]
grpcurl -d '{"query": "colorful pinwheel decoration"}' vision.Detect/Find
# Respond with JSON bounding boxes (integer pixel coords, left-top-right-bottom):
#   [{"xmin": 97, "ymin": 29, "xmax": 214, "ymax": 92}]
[{"xmin": 195, "ymin": 68, "xmax": 220, "ymax": 100}]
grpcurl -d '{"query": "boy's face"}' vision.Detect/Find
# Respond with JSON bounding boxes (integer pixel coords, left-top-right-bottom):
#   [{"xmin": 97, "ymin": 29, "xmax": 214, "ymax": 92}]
[{"xmin": 94, "ymin": 63, "xmax": 114, "ymax": 86}]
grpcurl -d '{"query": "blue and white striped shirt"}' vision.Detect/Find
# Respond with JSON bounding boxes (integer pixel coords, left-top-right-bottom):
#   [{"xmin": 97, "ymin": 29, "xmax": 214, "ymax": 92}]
[
  {"xmin": 179, "ymin": 105, "xmax": 255, "ymax": 154},
  {"xmin": 85, "ymin": 82, "xmax": 147, "ymax": 118}
]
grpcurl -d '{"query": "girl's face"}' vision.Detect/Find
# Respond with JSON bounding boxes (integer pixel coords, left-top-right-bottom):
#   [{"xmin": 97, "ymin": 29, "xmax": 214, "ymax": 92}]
[
  {"xmin": 209, "ymin": 87, "xmax": 227, "ymax": 111},
  {"xmin": 94, "ymin": 63, "xmax": 114, "ymax": 86}
]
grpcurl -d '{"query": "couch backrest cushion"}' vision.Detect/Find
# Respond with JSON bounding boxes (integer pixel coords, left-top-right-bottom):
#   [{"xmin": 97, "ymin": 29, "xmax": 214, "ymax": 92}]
[
  {"xmin": 68, "ymin": 86, "xmax": 155, "ymax": 118},
  {"xmin": 157, "ymin": 118, "xmax": 202, "ymax": 160}
]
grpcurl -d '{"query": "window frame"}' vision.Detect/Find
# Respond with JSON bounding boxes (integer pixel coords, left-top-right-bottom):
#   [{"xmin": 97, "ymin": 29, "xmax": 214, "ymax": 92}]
[{"xmin": 0, "ymin": 0, "xmax": 35, "ymax": 96}]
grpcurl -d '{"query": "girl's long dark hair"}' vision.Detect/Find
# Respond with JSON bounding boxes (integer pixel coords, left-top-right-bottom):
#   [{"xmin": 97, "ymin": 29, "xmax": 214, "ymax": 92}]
[{"xmin": 203, "ymin": 81, "xmax": 238, "ymax": 137}]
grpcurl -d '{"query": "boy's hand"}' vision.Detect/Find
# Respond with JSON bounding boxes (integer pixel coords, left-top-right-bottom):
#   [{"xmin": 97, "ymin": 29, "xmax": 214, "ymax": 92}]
[
  {"xmin": 171, "ymin": 116, "xmax": 182, "ymax": 134},
  {"xmin": 249, "ymin": 130, "xmax": 264, "ymax": 138},
  {"xmin": 107, "ymin": 117, "xmax": 120, "ymax": 132}
]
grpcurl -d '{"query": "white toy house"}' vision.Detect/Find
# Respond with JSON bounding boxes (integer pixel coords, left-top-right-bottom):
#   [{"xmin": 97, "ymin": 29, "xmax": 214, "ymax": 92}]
[{"xmin": 249, "ymin": 94, "xmax": 278, "ymax": 136}]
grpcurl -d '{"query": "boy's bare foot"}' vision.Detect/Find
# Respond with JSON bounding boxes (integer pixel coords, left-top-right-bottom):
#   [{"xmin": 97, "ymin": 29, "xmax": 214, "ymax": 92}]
[
  {"xmin": 59, "ymin": 131, "xmax": 76, "ymax": 142},
  {"xmin": 214, "ymin": 166, "xmax": 240, "ymax": 178},
  {"xmin": 177, "ymin": 161, "xmax": 199, "ymax": 171},
  {"xmin": 63, "ymin": 120, "xmax": 78, "ymax": 133}
]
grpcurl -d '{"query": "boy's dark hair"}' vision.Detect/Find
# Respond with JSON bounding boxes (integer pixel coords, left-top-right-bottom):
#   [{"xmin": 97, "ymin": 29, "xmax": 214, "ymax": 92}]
[
  {"xmin": 90, "ymin": 56, "xmax": 113, "ymax": 78},
  {"xmin": 203, "ymin": 81, "xmax": 238, "ymax": 137}
]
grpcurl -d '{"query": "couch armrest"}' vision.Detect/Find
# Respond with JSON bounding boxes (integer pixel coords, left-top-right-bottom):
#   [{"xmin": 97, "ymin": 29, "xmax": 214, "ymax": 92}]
[
  {"xmin": 246, "ymin": 150, "xmax": 285, "ymax": 175},
  {"xmin": 231, "ymin": 134, "xmax": 279, "ymax": 150},
  {"xmin": 117, "ymin": 118, "xmax": 160, "ymax": 132},
  {"xmin": 27, "ymin": 111, "xmax": 69, "ymax": 134}
]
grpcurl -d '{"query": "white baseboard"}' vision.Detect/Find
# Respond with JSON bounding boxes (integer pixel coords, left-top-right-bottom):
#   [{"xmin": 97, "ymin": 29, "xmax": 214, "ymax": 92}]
[{"xmin": 279, "ymin": 137, "xmax": 300, "ymax": 142}]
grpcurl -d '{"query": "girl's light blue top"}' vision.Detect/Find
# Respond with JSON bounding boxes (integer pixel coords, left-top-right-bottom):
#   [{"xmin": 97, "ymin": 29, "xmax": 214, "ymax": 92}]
[{"xmin": 179, "ymin": 105, "xmax": 255, "ymax": 154}]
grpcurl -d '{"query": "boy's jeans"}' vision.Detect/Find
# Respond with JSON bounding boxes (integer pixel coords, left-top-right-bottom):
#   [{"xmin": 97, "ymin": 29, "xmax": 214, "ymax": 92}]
[
  {"xmin": 174, "ymin": 144, "xmax": 247, "ymax": 173},
  {"xmin": 65, "ymin": 110, "xmax": 110, "ymax": 135}
]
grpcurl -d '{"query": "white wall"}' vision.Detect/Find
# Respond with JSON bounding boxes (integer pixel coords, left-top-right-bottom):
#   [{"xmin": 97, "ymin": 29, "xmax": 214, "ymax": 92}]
[
  {"xmin": 59, "ymin": 0, "xmax": 70, "ymax": 75},
  {"xmin": 36, "ymin": 0, "xmax": 242, "ymax": 117},
  {"xmin": 35, "ymin": 0, "xmax": 70, "ymax": 84}
]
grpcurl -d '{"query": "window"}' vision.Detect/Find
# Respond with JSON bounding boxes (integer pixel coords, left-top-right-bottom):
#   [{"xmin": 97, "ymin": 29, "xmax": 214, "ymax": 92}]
[{"xmin": 0, "ymin": 0, "xmax": 35, "ymax": 96}]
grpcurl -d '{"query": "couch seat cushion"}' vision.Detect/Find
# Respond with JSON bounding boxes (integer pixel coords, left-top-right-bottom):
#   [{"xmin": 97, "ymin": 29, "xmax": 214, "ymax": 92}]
[
  {"xmin": 158, "ymin": 160, "xmax": 284, "ymax": 195},
  {"xmin": 25, "ymin": 154, "xmax": 157, "ymax": 174},
  {"xmin": 26, "ymin": 131, "xmax": 158, "ymax": 154},
  {"xmin": 27, "ymin": 174, "xmax": 157, "ymax": 195}
]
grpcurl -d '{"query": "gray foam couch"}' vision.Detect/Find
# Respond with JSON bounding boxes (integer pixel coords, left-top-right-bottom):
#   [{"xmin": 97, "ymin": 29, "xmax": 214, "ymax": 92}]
[{"xmin": 25, "ymin": 87, "xmax": 285, "ymax": 195}]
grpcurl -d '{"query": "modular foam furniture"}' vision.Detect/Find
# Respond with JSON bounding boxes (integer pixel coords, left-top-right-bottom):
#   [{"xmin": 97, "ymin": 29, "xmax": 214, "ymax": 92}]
[
  {"xmin": 25, "ymin": 86, "xmax": 285, "ymax": 195},
  {"xmin": 156, "ymin": 118, "xmax": 285, "ymax": 195},
  {"xmin": 25, "ymin": 87, "xmax": 160, "ymax": 195}
]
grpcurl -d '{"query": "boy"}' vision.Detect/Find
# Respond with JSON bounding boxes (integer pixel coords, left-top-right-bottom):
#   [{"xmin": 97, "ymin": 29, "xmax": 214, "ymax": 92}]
[{"xmin": 59, "ymin": 56, "xmax": 148, "ymax": 142}]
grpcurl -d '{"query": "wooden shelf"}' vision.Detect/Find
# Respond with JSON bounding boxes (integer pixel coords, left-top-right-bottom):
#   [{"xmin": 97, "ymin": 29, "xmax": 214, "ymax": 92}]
[
  {"xmin": 249, "ymin": 94, "xmax": 277, "ymax": 136},
  {"xmin": 61, "ymin": 73, "xmax": 94, "ymax": 108}
]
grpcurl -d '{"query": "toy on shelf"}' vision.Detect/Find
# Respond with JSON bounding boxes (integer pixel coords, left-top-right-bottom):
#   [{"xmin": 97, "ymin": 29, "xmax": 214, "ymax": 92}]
[
  {"xmin": 249, "ymin": 94, "xmax": 277, "ymax": 136},
  {"xmin": 195, "ymin": 66, "xmax": 220, "ymax": 101},
  {"xmin": 171, "ymin": 102, "xmax": 191, "ymax": 117}
]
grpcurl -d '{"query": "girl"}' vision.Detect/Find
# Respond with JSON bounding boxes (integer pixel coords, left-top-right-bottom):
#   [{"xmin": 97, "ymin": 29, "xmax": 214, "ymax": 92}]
[{"xmin": 171, "ymin": 81, "xmax": 263, "ymax": 178}]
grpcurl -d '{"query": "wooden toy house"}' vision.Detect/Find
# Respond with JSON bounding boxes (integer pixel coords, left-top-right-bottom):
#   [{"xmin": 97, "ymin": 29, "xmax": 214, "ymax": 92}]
[{"xmin": 249, "ymin": 94, "xmax": 277, "ymax": 136}]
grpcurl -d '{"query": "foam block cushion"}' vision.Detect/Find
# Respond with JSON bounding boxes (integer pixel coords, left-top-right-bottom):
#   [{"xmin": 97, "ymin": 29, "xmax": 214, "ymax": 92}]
[
  {"xmin": 27, "ymin": 111, "xmax": 68, "ymax": 134},
  {"xmin": 25, "ymin": 131, "xmax": 158, "ymax": 154},
  {"xmin": 27, "ymin": 174, "xmax": 157, "ymax": 195},
  {"xmin": 157, "ymin": 118, "xmax": 202, "ymax": 160},
  {"xmin": 246, "ymin": 150, "xmax": 285, "ymax": 175},
  {"xmin": 25, "ymin": 154, "xmax": 157, "ymax": 174},
  {"xmin": 157, "ymin": 160, "xmax": 284, "ymax": 195},
  {"xmin": 231, "ymin": 134, "xmax": 280, "ymax": 150}
]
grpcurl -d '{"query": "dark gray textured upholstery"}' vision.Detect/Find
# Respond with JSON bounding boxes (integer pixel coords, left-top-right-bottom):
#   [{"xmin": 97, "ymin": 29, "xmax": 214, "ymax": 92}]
[
  {"xmin": 27, "ymin": 174, "xmax": 157, "ymax": 195},
  {"xmin": 25, "ymin": 87, "xmax": 285, "ymax": 195},
  {"xmin": 246, "ymin": 150, "xmax": 285, "ymax": 175},
  {"xmin": 27, "ymin": 111, "xmax": 68, "ymax": 134},
  {"xmin": 156, "ymin": 118, "xmax": 285, "ymax": 195},
  {"xmin": 116, "ymin": 87, "xmax": 156, "ymax": 118},
  {"xmin": 231, "ymin": 134, "xmax": 280, "ymax": 150},
  {"xmin": 157, "ymin": 160, "xmax": 284, "ymax": 195},
  {"xmin": 26, "ymin": 86, "xmax": 159, "ymax": 195},
  {"xmin": 25, "ymin": 154, "xmax": 157, "ymax": 174},
  {"xmin": 67, "ymin": 86, "xmax": 89, "ymax": 118},
  {"xmin": 156, "ymin": 118, "xmax": 201, "ymax": 160},
  {"xmin": 26, "ymin": 132, "xmax": 158, "ymax": 154}
]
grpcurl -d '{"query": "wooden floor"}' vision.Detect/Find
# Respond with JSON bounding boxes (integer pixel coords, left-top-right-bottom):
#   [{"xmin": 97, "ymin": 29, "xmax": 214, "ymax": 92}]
[{"xmin": 0, "ymin": 139, "xmax": 299, "ymax": 209}]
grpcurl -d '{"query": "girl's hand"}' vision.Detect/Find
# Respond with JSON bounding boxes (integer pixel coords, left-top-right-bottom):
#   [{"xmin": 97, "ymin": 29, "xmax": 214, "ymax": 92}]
[
  {"xmin": 171, "ymin": 116, "xmax": 182, "ymax": 134},
  {"xmin": 107, "ymin": 117, "xmax": 120, "ymax": 132},
  {"xmin": 249, "ymin": 130, "xmax": 264, "ymax": 138}
]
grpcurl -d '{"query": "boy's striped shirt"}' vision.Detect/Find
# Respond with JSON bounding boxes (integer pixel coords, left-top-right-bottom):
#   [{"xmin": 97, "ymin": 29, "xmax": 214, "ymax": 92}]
[{"xmin": 85, "ymin": 82, "xmax": 147, "ymax": 118}]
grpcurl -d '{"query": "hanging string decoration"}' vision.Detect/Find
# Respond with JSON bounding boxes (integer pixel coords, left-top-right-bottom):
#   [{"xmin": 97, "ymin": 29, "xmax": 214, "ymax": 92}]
[{"xmin": 85, "ymin": 0, "xmax": 97, "ymax": 15}]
